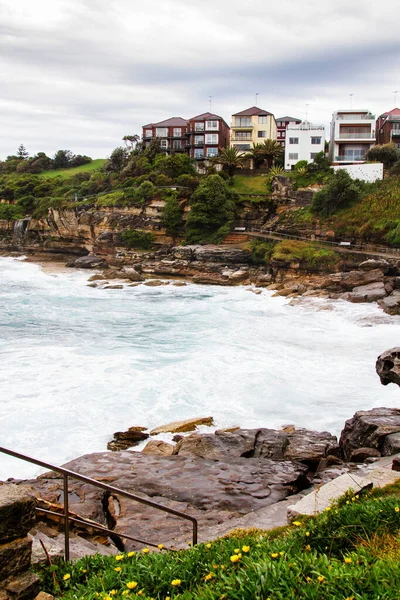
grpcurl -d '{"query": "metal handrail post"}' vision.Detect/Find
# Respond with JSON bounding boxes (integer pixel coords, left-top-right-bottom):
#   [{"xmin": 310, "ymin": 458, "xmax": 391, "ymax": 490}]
[{"xmin": 64, "ymin": 473, "xmax": 70, "ymax": 561}]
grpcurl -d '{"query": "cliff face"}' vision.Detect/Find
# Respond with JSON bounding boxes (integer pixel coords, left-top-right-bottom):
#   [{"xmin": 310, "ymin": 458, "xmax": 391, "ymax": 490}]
[{"xmin": 0, "ymin": 199, "xmax": 173, "ymax": 256}]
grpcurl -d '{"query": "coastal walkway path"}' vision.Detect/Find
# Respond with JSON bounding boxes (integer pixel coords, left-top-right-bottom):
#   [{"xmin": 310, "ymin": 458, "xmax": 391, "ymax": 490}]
[{"xmin": 235, "ymin": 228, "xmax": 400, "ymax": 260}]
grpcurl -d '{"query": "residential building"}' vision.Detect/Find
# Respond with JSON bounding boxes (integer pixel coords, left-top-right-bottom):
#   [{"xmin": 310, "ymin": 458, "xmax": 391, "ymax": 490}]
[
  {"xmin": 276, "ymin": 116, "xmax": 302, "ymax": 147},
  {"xmin": 329, "ymin": 109, "xmax": 375, "ymax": 164},
  {"xmin": 376, "ymin": 108, "xmax": 400, "ymax": 149},
  {"xmin": 186, "ymin": 112, "xmax": 230, "ymax": 160},
  {"xmin": 230, "ymin": 106, "xmax": 277, "ymax": 153},
  {"xmin": 284, "ymin": 122, "xmax": 325, "ymax": 170},
  {"xmin": 142, "ymin": 117, "xmax": 188, "ymax": 153}
]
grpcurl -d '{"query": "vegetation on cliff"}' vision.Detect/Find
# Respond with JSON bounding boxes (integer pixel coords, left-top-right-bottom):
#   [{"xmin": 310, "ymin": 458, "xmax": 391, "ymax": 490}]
[
  {"xmin": 247, "ymin": 239, "xmax": 339, "ymax": 268},
  {"xmin": 36, "ymin": 483, "xmax": 400, "ymax": 599}
]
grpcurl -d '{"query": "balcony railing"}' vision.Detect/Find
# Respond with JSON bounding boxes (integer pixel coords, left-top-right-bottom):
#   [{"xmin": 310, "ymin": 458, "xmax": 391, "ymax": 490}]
[
  {"xmin": 231, "ymin": 124, "xmax": 253, "ymax": 130},
  {"xmin": 232, "ymin": 136, "xmax": 252, "ymax": 141},
  {"xmin": 336, "ymin": 114, "xmax": 375, "ymax": 121},
  {"xmin": 335, "ymin": 155, "xmax": 366, "ymax": 162},
  {"xmin": 338, "ymin": 133, "xmax": 375, "ymax": 139},
  {"xmin": 391, "ymin": 129, "xmax": 400, "ymax": 136}
]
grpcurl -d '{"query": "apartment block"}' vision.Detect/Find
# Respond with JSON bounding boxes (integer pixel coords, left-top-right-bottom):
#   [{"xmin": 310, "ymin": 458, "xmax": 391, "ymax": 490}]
[
  {"xmin": 142, "ymin": 117, "xmax": 188, "ymax": 153},
  {"xmin": 230, "ymin": 106, "xmax": 277, "ymax": 153},
  {"xmin": 376, "ymin": 108, "xmax": 400, "ymax": 149},
  {"xmin": 186, "ymin": 112, "xmax": 230, "ymax": 160},
  {"xmin": 329, "ymin": 109, "xmax": 375, "ymax": 164},
  {"xmin": 284, "ymin": 122, "xmax": 325, "ymax": 169},
  {"xmin": 276, "ymin": 116, "xmax": 302, "ymax": 147}
]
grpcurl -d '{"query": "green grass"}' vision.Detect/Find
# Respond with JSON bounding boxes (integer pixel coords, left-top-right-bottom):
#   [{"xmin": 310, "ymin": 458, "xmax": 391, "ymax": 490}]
[
  {"xmin": 36, "ymin": 483, "xmax": 400, "ymax": 599},
  {"xmin": 231, "ymin": 175, "xmax": 270, "ymax": 195},
  {"xmin": 39, "ymin": 159, "xmax": 106, "ymax": 179}
]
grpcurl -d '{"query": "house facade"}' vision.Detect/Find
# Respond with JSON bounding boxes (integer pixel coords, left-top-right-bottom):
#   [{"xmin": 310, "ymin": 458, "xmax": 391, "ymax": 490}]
[
  {"xmin": 186, "ymin": 112, "xmax": 230, "ymax": 160},
  {"xmin": 376, "ymin": 108, "xmax": 400, "ymax": 149},
  {"xmin": 284, "ymin": 122, "xmax": 325, "ymax": 169},
  {"xmin": 276, "ymin": 116, "xmax": 302, "ymax": 147},
  {"xmin": 230, "ymin": 106, "xmax": 277, "ymax": 153},
  {"xmin": 142, "ymin": 117, "xmax": 188, "ymax": 153},
  {"xmin": 329, "ymin": 109, "xmax": 376, "ymax": 164}
]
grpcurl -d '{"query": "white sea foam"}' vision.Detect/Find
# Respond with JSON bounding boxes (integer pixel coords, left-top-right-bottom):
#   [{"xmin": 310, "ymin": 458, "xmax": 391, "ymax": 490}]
[{"xmin": 1, "ymin": 256, "xmax": 400, "ymax": 480}]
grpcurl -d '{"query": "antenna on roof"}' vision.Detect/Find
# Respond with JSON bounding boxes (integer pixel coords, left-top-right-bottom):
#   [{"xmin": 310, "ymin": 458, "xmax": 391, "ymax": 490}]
[
  {"xmin": 393, "ymin": 91, "xmax": 399, "ymax": 106},
  {"xmin": 255, "ymin": 93, "xmax": 259, "ymax": 106},
  {"xmin": 209, "ymin": 96, "xmax": 213, "ymax": 112},
  {"xmin": 349, "ymin": 94, "xmax": 354, "ymax": 108},
  {"xmin": 305, "ymin": 103, "xmax": 309, "ymax": 121}
]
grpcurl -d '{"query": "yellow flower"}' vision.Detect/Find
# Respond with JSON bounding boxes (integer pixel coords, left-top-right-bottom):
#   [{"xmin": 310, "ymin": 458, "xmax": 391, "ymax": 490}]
[
  {"xmin": 142, "ymin": 548, "xmax": 149, "ymax": 554},
  {"xmin": 292, "ymin": 521, "xmax": 301, "ymax": 526},
  {"xmin": 158, "ymin": 544, "xmax": 164, "ymax": 550},
  {"xmin": 325, "ymin": 507, "xmax": 331, "ymax": 512},
  {"xmin": 242, "ymin": 545, "xmax": 250, "ymax": 553},
  {"xmin": 63, "ymin": 573, "xmax": 71, "ymax": 581},
  {"xmin": 81, "ymin": 569, "xmax": 87, "ymax": 573},
  {"xmin": 204, "ymin": 573, "xmax": 213, "ymax": 581},
  {"xmin": 171, "ymin": 579, "xmax": 181, "ymax": 586},
  {"xmin": 187, "ymin": 541, "xmax": 191, "ymax": 546},
  {"xmin": 221, "ymin": 565, "xmax": 225, "ymax": 570},
  {"xmin": 127, "ymin": 551, "xmax": 135, "ymax": 557},
  {"xmin": 352, "ymin": 497, "xmax": 355, "ymax": 502},
  {"xmin": 234, "ymin": 548, "xmax": 240, "ymax": 553},
  {"xmin": 166, "ymin": 597, "xmax": 170, "ymax": 600},
  {"xmin": 305, "ymin": 531, "xmax": 310, "ymax": 537},
  {"xmin": 395, "ymin": 507, "xmax": 400, "ymax": 512},
  {"xmin": 114, "ymin": 567, "xmax": 121, "ymax": 572},
  {"xmin": 104, "ymin": 596, "xmax": 112, "ymax": 600},
  {"xmin": 230, "ymin": 555, "xmax": 240, "ymax": 563},
  {"xmin": 126, "ymin": 582, "xmax": 138, "ymax": 590},
  {"xmin": 346, "ymin": 501, "xmax": 350, "ymax": 505},
  {"xmin": 137, "ymin": 593, "xmax": 143, "ymax": 597},
  {"xmin": 344, "ymin": 557, "xmax": 352, "ymax": 564},
  {"xmin": 305, "ymin": 544, "xmax": 311, "ymax": 551},
  {"xmin": 355, "ymin": 495, "xmax": 359, "ymax": 499},
  {"xmin": 213, "ymin": 564, "xmax": 219, "ymax": 569},
  {"xmin": 109, "ymin": 591, "xmax": 118, "ymax": 596},
  {"xmin": 271, "ymin": 553, "xmax": 279, "ymax": 559},
  {"xmin": 121, "ymin": 592, "xmax": 129, "ymax": 597},
  {"xmin": 306, "ymin": 577, "xmax": 311, "ymax": 582},
  {"xmin": 115, "ymin": 555, "xmax": 124, "ymax": 561},
  {"xmin": 237, "ymin": 553, "xmax": 242, "ymax": 559},
  {"xmin": 317, "ymin": 575, "xmax": 325, "ymax": 582},
  {"xmin": 206, "ymin": 543, "xmax": 212, "ymax": 549}
]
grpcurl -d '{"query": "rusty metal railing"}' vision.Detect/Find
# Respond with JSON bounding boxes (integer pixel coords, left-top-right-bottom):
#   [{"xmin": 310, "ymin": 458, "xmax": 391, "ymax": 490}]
[{"xmin": 0, "ymin": 446, "xmax": 198, "ymax": 561}]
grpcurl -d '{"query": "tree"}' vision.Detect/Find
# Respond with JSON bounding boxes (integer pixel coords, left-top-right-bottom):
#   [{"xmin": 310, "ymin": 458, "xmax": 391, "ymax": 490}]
[
  {"xmin": 312, "ymin": 169, "xmax": 362, "ymax": 216},
  {"xmin": 246, "ymin": 139, "xmax": 283, "ymax": 169},
  {"xmin": 143, "ymin": 138, "xmax": 163, "ymax": 163},
  {"xmin": 53, "ymin": 149, "xmax": 74, "ymax": 169},
  {"xmin": 104, "ymin": 147, "xmax": 129, "ymax": 173},
  {"xmin": 185, "ymin": 174, "xmax": 237, "ymax": 244},
  {"xmin": 122, "ymin": 134, "xmax": 140, "ymax": 152},
  {"xmin": 162, "ymin": 193, "xmax": 183, "ymax": 239},
  {"xmin": 16, "ymin": 144, "xmax": 29, "ymax": 159},
  {"xmin": 366, "ymin": 143, "xmax": 400, "ymax": 169},
  {"xmin": 154, "ymin": 154, "xmax": 196, "ymax": 179},
  {"xmin": 213, "ymin": 146, "xmax": 247, "ymax": 176},
  {"xmin": 307, "ymin": 151, "xmax": 331, "ymax": 173}
]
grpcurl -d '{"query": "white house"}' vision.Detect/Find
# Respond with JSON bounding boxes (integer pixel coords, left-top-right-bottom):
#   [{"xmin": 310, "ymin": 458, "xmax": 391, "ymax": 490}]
[
  {"xmin": 284, "ymin": 122, "xmax": 325, "ymax": 170},
  {"xmin": 329, "ymin": 109, "xmax": 375, "ymax": 164}
]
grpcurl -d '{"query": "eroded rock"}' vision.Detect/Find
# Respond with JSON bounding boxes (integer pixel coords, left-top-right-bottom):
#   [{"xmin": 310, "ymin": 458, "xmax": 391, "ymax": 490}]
[
  {"xmin": 376, "ymin": 347, "xmax": 400, "ymax": 387},
  {"xmin": 339, "ymin": 408, "xmax": 400, "ymax": 460},
  {"xmin": 107, "ymin": 427, "xmax": 149, "ymax": 451},
  {"xmin": 150, "ymin": 417, "xmax": 214, "ymax": 435}
]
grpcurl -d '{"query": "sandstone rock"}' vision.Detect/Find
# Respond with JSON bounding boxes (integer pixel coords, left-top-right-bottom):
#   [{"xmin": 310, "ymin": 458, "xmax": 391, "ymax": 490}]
[
  {"xmin": 339, "ymin": 408, "xmax": 400, "ymax": 460},
  {"xmin": 174, "ymin": 430, "xmax": 257, "ymax": 460},
  {"xmin": 143, "ymin": 280, "xmax": 163, "ymax": 286},
  {"xmin": 0, "ymin": 486, "xmax": 36, "ymax": 542},
  {"xmin": 5, "ymin": 572, "xmax": 40, "ymax": 600},
  {"xmin": 120, "ymin": 267, "xmax": 144, "ymax": 282},
  {"xmin": 228, "ymin": 270, "xmax": 249, "ymax": 282},
  {"xmin": 150, "ymin": 417, "xmax": 213, "ymax": 435},
  {"xmin": 376, "ymin": 347, "xmax": 400, "ymax": 386},
  {"xmin": 101, "ymin": 269, "xmax": 124, "ymax": 280},
  {"xmin": 107, "ymin": 427, "xmax": 149, "ymax": 451},
  {"xmin": 192, "ymin": 275, "xmax": 229, "ymax": 286},
  {"xmin": 358, "ymin": 259, "xmax": 390, "ymax": 271},
  {"xmin": 35, "ymin": 593, "xmax": 55, "ymax": 600},
  {"xmin": 0, "ymin": 537, "xmax": 32, "ymax": 580},
  {"xmin": 193, "ymin": 247, "xmax": 250, "ymax": 264},
  {"xmin": 378, "ymin": 291, "xmax": 400, "ymax": 315},
  {"xmin": 104, "ymin": 285, "xmax": 124, "ymax": 290},
  {"xmin": 321, "ymin": 269, "xmax": 384, "ymax": 292},
  {"xmin": 172, "ymin": 281, "xmax": 187, "ymax": 286},
  {"xmin": 382, "ymin": 432, "xmax": 400, "ymax": 456},
  {"xmin": 88, "ymin": 274, "xmax": 106, "ymax": 281},
  {"xmin": 86, "ymin": 282, "xmax": 98, "ymax": 288},
  {"xmin": 142, "ymin": 440, "xmax": 175, "ymax": 456},
  {"xmin": 392, "ymin": 456, "xmax": 400, "ymax": 471},
  {"xmin": 73, "ymin": 255, "xmax": 107, "ymax": 269},
  {"xmin": 343, "ymin": 282, "xmax": 387, "ymax": 303},
  {"xmin": 349, "ymin": 447, "xmax": 381, "ymax": 462}
]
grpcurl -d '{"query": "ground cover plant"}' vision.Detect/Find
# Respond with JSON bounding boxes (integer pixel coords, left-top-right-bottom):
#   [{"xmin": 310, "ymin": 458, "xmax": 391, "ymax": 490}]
[{"xmin": 36, "ymin": 483, "xmax": 400, "ymax": 599}]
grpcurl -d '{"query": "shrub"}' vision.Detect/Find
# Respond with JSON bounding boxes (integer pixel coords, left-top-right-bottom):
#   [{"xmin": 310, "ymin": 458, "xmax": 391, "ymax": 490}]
[
  {"xmin": 272, "ymin": 240, "xmax": 339, "ymax": 267},
  {"xmin": 95, "ymin": 191, "xmax": 125, "ymax": 207},
  {"xmin": 0, "ymin": 203, "xmax": 23, "ymax": 220},
  {"xmin": 161, "ymin": 194, "xmax": 183, "ymax": 237},
  {"xmin": 246, "ymin": 239, "xmax": 275, "ymax": 264},
  {"xmin": 366, "ymin": 143, "xmax": 399, "ymax": 169},
  {"xmin": 121, "ymin": 229, "xmax": 155, "ymax": 250},
  {"xmin": 312, "ymin": 169, "xmax": 362, "ymax": 216}
]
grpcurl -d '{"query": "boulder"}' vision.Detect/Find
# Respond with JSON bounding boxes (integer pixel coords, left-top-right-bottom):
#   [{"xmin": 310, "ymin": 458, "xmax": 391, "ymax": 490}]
[
  {"xmin": 73, "ymin": 255, "xmax": 107, "ymax": 269},
  {"xmin": 343, "ymin": 282, "xmax": 387, "ymax": 303},
  {"xmin": 321, "ymin": 269, "xmax": 384, "ymax": 292},
  {"xmin": 193, "ymin": 247, "xmax": 250, "ymax": 264},
  {"xmin": 150, "ymin": 417, "xmax": 213, "ymax": 435},
  {"xmin": 0, "ymin": 485, "xmax": 36, "ymax": 542},
  {"xmin": 107, "ymin": 427, "xmax": 149, "ymax": 451},
  {"xmin": 376, "ymin": 347, "xmax": 400, "ymax": 387},
  {"xmin": 349, "ymin": 447, "xmax": 381, "ymax": 462},
  {"xmin": 392, "ymin": 457, "xmax": 400, "ymax": 471},
  {"xmin": 339, "ymin": 408, "xmax": 400, "ymax": 460},
  {"xmin": 104, "ymin": 285, "xmax": 124, "ymax": 290},
  {"xmin": 378, "ymin": 291, "xmax": 400, "ymax": 315},
  {"xmin": 358, "ymin": 259, "xmax": 390, "ymax": 272},
  {"xmin": 143, "ymin": 280, "xmax": 164, "ymax": 286},
  {"xmin": 173, "ymin": 430, "xmax": 257, "ymax": 460},
  {"xmin": 382, "ymin": 432, "xmax": 400, "ymax": 456},
  {"xmin": 120, "ymin": 267, "xmax": 144, "ymax": 282},
  {"xmin": 3, "ymin": 572, "xmax": 40, "ymax": 600},
  {"xmin": 141, "ymin": 440, "xmax": 175, "ymax": 456}
]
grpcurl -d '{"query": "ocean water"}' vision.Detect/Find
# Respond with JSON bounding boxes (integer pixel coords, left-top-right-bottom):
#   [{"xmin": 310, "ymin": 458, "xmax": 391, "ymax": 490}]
[{"xmin": 1, "ymin": 256, "xmax": 400, "ymax": 481}]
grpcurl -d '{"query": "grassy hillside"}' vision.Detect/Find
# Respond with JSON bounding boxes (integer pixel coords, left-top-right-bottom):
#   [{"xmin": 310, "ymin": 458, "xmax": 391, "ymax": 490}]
[
  {"xmin": 39, "ymin": 159, "xmax": 106, "ymax": 179},
  {"xmin": 36, "ymin": 483, "xmax": 400, "ymax": 599},
  {"xmin": 231, "ymin": 175, "xmax": 270, "ymax": 194}
]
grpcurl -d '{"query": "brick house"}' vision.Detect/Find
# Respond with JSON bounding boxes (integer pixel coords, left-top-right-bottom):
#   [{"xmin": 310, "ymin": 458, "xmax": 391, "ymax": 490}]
[
  {"xmin": 376, "ymin": 108, "xmax": 400, "ymax": 149},
  {"xmin": 276, "ymin": 116, "xmax": 302, "ymax": 147},
  {"xmin": 186, "ymin": 112, "xmax": 230, "ymax": 160},
  {"xmin": 142, "ymin": 117, "xmax": 188, "ymax": 153}
]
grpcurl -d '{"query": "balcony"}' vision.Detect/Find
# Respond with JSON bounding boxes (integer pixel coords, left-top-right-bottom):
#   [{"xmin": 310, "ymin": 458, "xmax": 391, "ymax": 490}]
[
  {"xmin": 335, "ymin": 155, "xmax": 366, "ymax": 162},
  {"xmin": 232, "ymin": 136, "xmax": 252, "ymax": 141},
  {"xmin": 336, "ymin": 114, "xmax": 375, "ymax": 121},
  {"xmin": 391, "ymin": 129, "xmax": 400, "ymax": 136},
  {"xmin": 338, "ymin": 133, "xmax": 375, "ymax": 139},
  {"xmin": 231, "ymin": 124, "xmax": 253, "ymax": 130}
]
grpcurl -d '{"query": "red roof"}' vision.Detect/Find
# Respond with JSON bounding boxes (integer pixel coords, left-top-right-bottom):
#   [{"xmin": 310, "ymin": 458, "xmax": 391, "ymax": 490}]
[
  {"xmin": 276, "ymin": 116, "xmax": 302, "ymax": 123},
  {"xmin": 154, "ymin": 117, "xmax": 188, "ymax": 127},
  {"xmin": 189, "ymin": 112, "xmax": 224, "ymax": 121},
  {"xmin": 232, "ymin": 106, "xmax": 274, "ymax": 117}
]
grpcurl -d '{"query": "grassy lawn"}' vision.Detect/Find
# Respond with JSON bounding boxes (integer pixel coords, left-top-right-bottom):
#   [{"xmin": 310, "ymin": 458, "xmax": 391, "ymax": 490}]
[
  {"xmin": 39, "ymin": 159, "xmax": 106, "ymax": 179},
  {"xmin": 36, "ymin": 482, "xmax": 400, "ymax": 599},
  {"xmin": 231, "ymin": 175, "xmax": 270, "ymax": 195}
]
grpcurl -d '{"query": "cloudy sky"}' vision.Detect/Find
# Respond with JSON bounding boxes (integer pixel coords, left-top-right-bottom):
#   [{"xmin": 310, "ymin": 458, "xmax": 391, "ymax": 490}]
[{"xmin": 1, "ymin": 0, "xmax": 399, "ymax": 159}]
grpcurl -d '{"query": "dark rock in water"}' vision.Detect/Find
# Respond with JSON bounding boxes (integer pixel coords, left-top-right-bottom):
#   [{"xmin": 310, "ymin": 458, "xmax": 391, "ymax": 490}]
[
  {"xmin": 349, "ymin": 447, "xmax": 381, "ymax": 463},
  {"xmin": 73, "ymin": 254, "xmax": 107, "ymax": 269},
  {"xmin": 339, "ymin": 408, "xmax": 400, "ymax": 460},
  {"xmin": 376, "ymin": 347, "xmax": 400, "ymax": 386},
  {"xmin": 107, "ymin": 427, "xmax": 149, "ymax": 451},
  {"xmin": 392, "ymin": 456, "xmax": 400, "ymax": 471},
  {"xmin": 382, "ymin": 432, "xmax": 400, "ymax": 456}
]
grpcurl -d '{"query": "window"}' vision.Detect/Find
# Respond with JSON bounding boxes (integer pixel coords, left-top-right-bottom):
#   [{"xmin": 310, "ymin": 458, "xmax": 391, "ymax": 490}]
[
  {"xmin": 206, "ymin": 147, "xmax": 218, "ymax": 157},
  {"xmin": 311, "ymin": 137, "xmax": 322, "ymax": 144},
  {"xmin": 277, "ymin": 122, "xmax": 282, "ymax": 127},
  {"xmin": 289, "ymin": 138, "xmax": 299, "ymax": 144},
  {"xmin": 310, "ymin": 153, "xmax": 318, "ymax": 160},
  {"xmin": 160, "ymin": 140, "xmax": 168, "ymax": 149},
  {"xmin": 194, "ymin": 136, "xmax": 204, "ymax": 146},
  {"xmin": 194, "ymin": 148, "xmax": 204, "ymax": 158},
  {"xmin": 258, "ymin": 131, "xmax": 267, "ymax": 138},
  {"xmin": 206, "ymin": 120, "xmax": 219, "ymax": 130},
  {"xmin": 194, "ymin": 123, "xmax": 204, "ymax": 132},
  {"xmin": 289, "ymin": 153, "xmax": 298, "ymax": 160},
  {"xmin": 236, "ymin": 144, "xmax": 251, "ymax": 151},
  {"xmin": 156, "ymin": 127, "xmax": 168, "ymax": 137},
  {"xmin": 173, "ymin": 128, "xmax": 182, "ymax": 137},
  {"xmin": 234, "ymin": 118, "xmax": 251, "ymax": 127},
  {"xmin": 258, "ymin": 116, "xmax": 268, "ymax": 124},
  {"xmin": 145, "ymin": 129, "xmax": 152, "ymax": 137},
  {"xmin": 173, "ymin": 140, "xmax": 182, "ymax": 149},
  {"xmin": 205, "ymin": 133, "xmax": 218, "ymax": 144}
]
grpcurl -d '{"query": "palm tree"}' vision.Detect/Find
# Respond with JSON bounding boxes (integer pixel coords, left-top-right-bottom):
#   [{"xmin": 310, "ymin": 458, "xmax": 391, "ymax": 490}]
[
  {"xmin": 246, "ymin": 140, "xmax": 283, "ymax": 170},
  {"xmin": 213, "ymin": 146, "xmax": 247, "ymax": 176}
]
